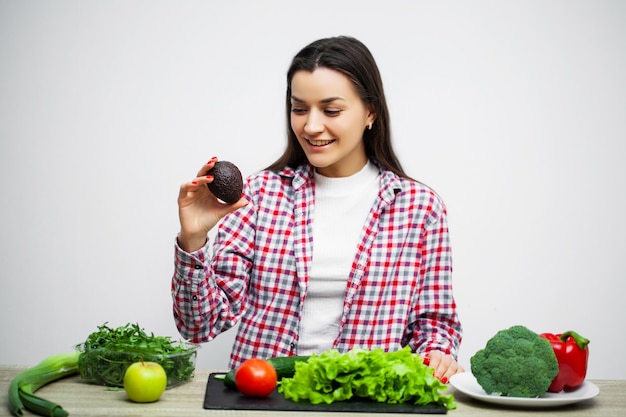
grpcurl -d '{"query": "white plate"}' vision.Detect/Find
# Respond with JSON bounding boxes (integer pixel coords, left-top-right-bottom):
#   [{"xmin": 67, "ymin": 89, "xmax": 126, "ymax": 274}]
[{"xmin": 449, "ymin": 372, "xmax": 599, "ymax": 408}]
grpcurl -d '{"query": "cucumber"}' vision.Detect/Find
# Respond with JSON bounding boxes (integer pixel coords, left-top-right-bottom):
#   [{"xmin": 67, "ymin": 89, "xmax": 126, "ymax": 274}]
[
  {"xmin": 218, "ymin": 355, "xmax": 310, "ymax": 390},
  {"xmin": 268, "ymin": 356, "xmax": 311, "ymax": 378},
  {"xmin": 218, "ymin": 371, "xmax": 237, "ymax": 390}
]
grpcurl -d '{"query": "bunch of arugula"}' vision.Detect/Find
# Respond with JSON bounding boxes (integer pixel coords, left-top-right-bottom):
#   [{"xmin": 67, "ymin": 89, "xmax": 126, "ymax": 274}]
[
  {"xmin": 279, "ymin": 347, "xmax": 456, "ymax": 410},
  {"xmin": 77, "ymin": 323, "xmax": 197, "ymax": 388}
]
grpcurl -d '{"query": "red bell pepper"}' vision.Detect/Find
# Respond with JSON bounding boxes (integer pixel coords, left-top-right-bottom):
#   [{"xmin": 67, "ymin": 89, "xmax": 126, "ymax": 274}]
[{"xmin": 539, "ymin": 330, "xmax": 589, "ymax": 393}]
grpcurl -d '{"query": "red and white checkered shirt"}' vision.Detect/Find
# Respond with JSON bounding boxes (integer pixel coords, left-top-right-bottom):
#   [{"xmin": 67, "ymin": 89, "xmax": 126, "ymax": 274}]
[{"xmin": 172, "ymin": 162, "xmax": 462, "ymax": 369}]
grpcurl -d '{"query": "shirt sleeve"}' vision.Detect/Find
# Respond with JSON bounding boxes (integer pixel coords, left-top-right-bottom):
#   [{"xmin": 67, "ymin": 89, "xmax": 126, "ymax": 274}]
[
  {"xmin": 411, "ymin": 196, "xmax": 463, "ymax": 358},
  {"xmin": 171, "ymin": 238, "xmax": 217, "ymax": 342},
  {"xmin": 171, "ymin": 182, "xmax": 259, "ymax": 342},
  {"xmin": 171, "ymin": 208, "xmax": 253, "ymax": 343}
]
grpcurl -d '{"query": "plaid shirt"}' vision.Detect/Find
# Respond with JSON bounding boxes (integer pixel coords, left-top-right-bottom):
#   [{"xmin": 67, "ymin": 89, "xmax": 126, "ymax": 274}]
[{"xmin": 172, "ymin": 162, "xmax": 462, "ymax": 369}]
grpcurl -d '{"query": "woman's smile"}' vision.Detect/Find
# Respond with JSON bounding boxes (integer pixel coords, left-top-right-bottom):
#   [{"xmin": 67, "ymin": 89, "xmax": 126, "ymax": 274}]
[{"xmin": 305, "ymin": 138, "xmax": 336, "ymax": 148}]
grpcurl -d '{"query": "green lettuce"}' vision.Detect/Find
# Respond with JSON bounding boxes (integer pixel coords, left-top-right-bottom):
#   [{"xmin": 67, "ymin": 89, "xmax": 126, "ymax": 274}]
[{"xmin": 278, "ymin": 347, "xmax": 456, "ymax": 410}]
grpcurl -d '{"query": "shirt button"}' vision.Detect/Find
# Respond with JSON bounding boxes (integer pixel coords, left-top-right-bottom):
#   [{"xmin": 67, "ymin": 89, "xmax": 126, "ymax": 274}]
[
  {"xmin": 194, "ymin": 265, "xmax": 203, "ymax": 270},
  {"xmin": 192, "ymin": 295, "xmax": 198, "ymax": 301}
]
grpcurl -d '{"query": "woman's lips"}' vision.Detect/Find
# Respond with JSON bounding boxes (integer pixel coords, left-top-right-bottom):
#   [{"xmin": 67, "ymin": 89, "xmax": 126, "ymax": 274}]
[{"xmin": 306, "ymin": 139, "xmax": 336, "ymax": 147}]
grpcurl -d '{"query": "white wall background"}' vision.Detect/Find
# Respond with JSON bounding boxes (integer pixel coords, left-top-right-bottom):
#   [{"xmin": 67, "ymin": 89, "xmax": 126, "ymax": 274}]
[{"xmin": 1, "ymin": 1, "xmax": 625, "ymax": 380}]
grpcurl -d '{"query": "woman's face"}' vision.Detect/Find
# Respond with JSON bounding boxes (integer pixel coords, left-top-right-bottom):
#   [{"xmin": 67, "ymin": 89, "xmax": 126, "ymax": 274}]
[{"xmin": 290, "ymin": 68, "xmax": 375, "ymax": 178}]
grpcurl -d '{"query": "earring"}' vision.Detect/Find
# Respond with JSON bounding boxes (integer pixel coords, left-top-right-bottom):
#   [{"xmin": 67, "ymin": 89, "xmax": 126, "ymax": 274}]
[{"xmin": 368, "ymin": 122, "xmax": 373, "ymax": 130}]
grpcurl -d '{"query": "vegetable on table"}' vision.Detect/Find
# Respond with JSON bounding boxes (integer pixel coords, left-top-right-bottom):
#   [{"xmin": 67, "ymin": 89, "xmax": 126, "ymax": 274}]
[
  {"xmin": 77, "ymin": 322, "xmax": 197, "ymax": 388},
  {"xmin": 470, "ymin": 325, "xmax": 559, "ymax": 398},
  {"xmin": 8, "ymin": 322, "xmax": 195, "ymax": 416},
  {"xmin": 278, "ymin": 347, "xmax": 456, "ymax": 410},
  {"xmin": 539, "ymin": 330, "xmax": 590, "ymax": 392},
  {"xmin": 234, "ymin": 358, "xmax": 278, "ymax": 397},
  {"xmin": 8, "ymin": 351, "xmax": 80, "ymax": 417},
  {"xmin": 217, "ymin": 355, "xmax": 311, "ymax": 390}
]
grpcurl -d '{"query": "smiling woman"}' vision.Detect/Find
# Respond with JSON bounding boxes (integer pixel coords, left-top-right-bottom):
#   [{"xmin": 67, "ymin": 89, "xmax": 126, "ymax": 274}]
[{"xmin": 172, "ymin": 35, "xmax": 463, "ymax": 384}]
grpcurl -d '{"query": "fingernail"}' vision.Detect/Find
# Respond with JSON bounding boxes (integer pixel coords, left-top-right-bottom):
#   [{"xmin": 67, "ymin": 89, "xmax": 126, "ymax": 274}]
[
  {"xmin": 441, "ymin": 376, "xmax": 448, "ymax": 384},
  {"xmin": 206, "ymin": 175, "xmax": 213, "ymax": 180},
  {"xmin": 208, "ymin": 156, "xmax": 217, "ymax": 163},
  {"xmin": 422, "ymin": 357, "xmax": 430, "ymax": 366},
  {"xmin": 191, "ymin": 181, "xmax": 198, "ymax": 185}
]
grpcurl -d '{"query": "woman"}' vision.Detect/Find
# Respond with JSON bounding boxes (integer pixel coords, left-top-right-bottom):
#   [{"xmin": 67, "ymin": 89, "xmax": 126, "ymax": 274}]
[{"xmin": 173, "ymin": 36, "xmax": 463, "ymax": 382}]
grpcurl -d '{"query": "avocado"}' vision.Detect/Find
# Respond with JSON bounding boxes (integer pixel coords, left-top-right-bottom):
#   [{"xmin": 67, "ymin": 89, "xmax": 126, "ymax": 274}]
[{"xmin": 206, "ymin": 161, "xmax": 243, "ymax": 204}]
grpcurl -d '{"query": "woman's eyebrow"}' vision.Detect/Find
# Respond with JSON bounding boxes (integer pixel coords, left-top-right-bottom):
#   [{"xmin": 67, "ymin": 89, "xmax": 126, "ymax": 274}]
[{"xmin": 290, "ymin": 95, "xmax": 345, "ymax": 104}]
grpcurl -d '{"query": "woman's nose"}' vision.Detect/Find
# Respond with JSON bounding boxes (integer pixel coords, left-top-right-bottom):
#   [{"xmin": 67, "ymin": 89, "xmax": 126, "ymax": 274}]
[{"xmin": 304, "ymin": 110, "xmax": 324, "ymax": 135}]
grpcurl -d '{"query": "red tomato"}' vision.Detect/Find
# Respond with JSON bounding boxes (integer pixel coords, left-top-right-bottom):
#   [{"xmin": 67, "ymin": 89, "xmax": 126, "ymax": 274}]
[{"xmin": 234, "ymin": 358, "xmax": 277, "ymax": 397}]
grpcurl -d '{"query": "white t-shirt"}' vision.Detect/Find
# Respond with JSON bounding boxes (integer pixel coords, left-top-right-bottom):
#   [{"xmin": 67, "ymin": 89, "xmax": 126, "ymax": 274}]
[{"xmin": 297, "ymin": 161, "xmax": 380, "ymax": 355}]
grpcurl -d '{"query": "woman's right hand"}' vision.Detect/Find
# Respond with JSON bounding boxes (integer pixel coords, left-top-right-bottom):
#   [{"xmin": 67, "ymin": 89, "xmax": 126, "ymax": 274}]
[{"xmin": 177, "ymin": 157, "xmax": 248, "ymax": 252}]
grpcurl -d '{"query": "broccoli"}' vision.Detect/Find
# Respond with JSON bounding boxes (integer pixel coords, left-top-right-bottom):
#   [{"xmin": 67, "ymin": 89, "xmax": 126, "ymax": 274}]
[{"xmin": 470, "ymin": 325, "xmax": 558, "ymax": 398}]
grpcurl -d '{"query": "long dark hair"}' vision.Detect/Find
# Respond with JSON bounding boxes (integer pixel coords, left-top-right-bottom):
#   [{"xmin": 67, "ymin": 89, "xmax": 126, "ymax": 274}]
[{"xmin": 266, "ymin": 36, "xmax": 409, "ymax": 178}]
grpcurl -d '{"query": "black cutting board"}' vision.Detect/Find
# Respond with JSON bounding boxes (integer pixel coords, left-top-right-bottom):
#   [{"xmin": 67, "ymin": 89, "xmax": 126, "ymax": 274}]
[{"xmin": 203, "ymin": 373, "xmax": 447, "ymax": 414}]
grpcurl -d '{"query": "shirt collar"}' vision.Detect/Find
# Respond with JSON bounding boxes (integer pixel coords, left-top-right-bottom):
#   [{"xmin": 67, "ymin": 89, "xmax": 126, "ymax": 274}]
[{"xmin": 276, "ymin": 160, "xmax": 406, "ymax": 199}]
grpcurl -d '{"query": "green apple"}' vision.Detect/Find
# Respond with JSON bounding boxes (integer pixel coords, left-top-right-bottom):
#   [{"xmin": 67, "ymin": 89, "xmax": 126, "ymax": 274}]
[{"xmin": 123, "ymin": 360, "xmax": 167, "ymax": 403}]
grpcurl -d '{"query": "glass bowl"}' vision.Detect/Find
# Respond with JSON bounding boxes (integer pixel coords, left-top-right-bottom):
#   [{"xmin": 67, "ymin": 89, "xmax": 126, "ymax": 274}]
[{"xmin": 76, "ymin": 342, "xmax": 199, "ymax": 389}]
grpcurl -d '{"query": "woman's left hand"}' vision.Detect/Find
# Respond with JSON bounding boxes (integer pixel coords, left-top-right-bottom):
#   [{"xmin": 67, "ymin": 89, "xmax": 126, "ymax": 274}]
[{"xmin": 425, "ymin": 351, "xmax": 464, "ymax": 384}]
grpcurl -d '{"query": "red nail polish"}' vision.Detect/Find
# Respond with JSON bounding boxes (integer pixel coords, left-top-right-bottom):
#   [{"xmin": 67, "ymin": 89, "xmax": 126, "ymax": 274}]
[
  {"xmin": 206, "ymin": 175, "xmax": 213, "ymax": 180},
  {"xmin": 208, "ymin": 156, "xmax": 217, "ymax": 164},
  {"xmin": 423, "ymin": 357, "xmax": 430, "ymax": 366},
  {"xmin": 191, "ymin": 181, "xmax": 198, "ymax": 185},
  {"xmin": 441, "ymin": 376, "xmax": 448, "ymax": 384}
]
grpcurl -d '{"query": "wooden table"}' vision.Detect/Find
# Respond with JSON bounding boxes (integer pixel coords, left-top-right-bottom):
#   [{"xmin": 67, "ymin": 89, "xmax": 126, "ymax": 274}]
[{"xmin": 1, "ymin": 366, "xmax": 624, "ymax": 416}]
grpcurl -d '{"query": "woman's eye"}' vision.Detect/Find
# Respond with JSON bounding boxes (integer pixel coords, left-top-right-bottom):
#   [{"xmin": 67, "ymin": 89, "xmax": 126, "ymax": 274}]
[
  {"xmin": 325, "ymin": 109, "xmax": 341, "ymax": 116},
  {"xmin": 291, "ymin": 107, "xmax": 307, "ymax": 114}
]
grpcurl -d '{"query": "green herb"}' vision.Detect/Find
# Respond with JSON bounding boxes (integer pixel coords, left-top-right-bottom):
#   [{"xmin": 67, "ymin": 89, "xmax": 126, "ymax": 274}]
[
  {"xmin": 77, "ymin": 323, "xmax": 197, "ymax": 388},
  {"xmin": 278, "ymin": 347, "xmax": 456, "ymax": 410}
]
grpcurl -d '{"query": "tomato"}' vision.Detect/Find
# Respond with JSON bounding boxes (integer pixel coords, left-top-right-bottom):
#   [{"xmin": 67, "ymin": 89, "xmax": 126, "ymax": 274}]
[{"xmin": 234, "ymin": 358, "xmax": 278, "ymax": 397}]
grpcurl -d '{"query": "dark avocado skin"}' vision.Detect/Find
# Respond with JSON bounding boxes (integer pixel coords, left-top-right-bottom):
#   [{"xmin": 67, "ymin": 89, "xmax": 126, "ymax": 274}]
[{"xmin": 206, "ymin": 161, "xmax": 243, "ymax": 204}]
